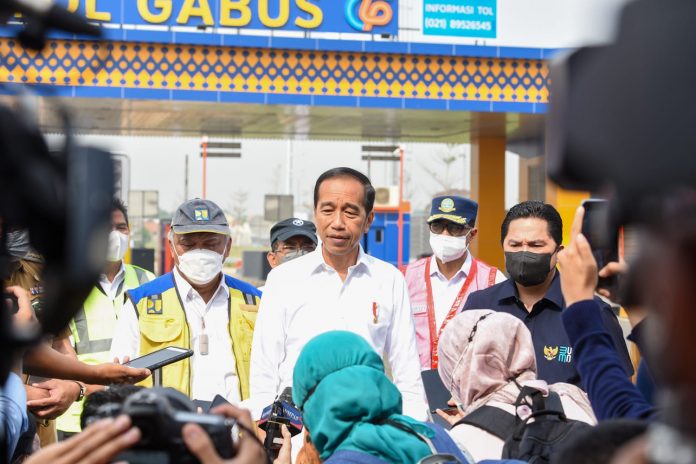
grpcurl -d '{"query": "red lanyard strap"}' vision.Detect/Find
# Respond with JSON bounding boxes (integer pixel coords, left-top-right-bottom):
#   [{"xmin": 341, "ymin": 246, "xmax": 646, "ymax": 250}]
[{"xmin": 425, "ymin": 258, "xmax": 478, "ymax": 369}]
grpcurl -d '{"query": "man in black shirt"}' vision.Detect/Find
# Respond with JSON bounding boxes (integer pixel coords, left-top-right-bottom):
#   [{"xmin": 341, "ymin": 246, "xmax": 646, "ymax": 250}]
[{"xmin": 463, "ymin": 201, "xmax": 632, "ymax": 386}]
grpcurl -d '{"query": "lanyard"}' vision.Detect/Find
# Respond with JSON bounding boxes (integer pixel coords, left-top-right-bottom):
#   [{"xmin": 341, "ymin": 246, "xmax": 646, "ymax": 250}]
[{"xmin": 425, "ymin": 258, "xmax": 479, "ymax": 369}]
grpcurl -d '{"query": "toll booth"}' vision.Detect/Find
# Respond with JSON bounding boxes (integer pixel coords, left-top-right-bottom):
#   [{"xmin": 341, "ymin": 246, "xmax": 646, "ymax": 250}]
[{"xmin": 363, "ymin": 204, "xmax": 410, "ymax": 270}]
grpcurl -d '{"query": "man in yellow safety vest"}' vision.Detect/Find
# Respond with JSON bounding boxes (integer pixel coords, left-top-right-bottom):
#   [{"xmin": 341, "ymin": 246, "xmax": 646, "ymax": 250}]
[{"xmin": 56, "ymin": 198, "xmax": 154, "ymax": 437}]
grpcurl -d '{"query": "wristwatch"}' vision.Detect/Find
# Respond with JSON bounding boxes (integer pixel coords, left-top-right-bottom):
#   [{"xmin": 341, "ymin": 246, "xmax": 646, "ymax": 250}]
[{"xmin": 74, "ymin": 381, "xmax": 86, "ymax": 402}]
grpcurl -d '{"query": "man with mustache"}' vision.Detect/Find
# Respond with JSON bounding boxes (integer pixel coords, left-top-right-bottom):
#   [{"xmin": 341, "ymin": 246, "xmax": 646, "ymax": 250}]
[{"xmin": 247, "ymin": 167, "xmax": 427, "ymax": 423}]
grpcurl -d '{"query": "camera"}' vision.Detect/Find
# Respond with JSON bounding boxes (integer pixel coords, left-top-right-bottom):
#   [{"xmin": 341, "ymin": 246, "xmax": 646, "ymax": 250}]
[
  {"xmin": 546, "ymin": 0, "xmax": 696, "ymax": 226},
  {"xmin": 91, "ymin": 388, "xmax": 239, "ymax": 464}
]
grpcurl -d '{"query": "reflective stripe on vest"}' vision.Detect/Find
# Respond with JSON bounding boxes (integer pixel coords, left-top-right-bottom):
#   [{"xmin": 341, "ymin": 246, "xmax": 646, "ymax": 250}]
[
  {"xmin": 71, "ymin": 265, "xmax": 152, "ymax": 356},
  {"xmin": 134, "ymin": 281, "xmax": 259, "ymax": 400},
  {"xmin": 58, "ymin": 264, "xmax": 154, "ymax": 434}
]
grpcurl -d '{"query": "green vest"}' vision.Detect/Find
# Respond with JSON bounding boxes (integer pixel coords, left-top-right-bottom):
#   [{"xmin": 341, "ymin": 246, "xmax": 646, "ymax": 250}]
[
  {"xmin": 56, "ymin": 264, "xmax": 154, "ymax": 433},
  {"xmin": 131, "ymin": 275, "xmax": 259, "ymax": 402}
]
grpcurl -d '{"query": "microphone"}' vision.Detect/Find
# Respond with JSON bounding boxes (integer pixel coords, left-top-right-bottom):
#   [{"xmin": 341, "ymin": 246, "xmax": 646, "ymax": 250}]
[{"xmin": 258, "ymin": 387, "xmax": 303, "ymax": 460}]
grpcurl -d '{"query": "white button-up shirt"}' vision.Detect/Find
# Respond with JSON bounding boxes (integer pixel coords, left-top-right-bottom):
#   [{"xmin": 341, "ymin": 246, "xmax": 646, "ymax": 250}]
[
  {"xmin": 98, "ymin": 262, "xmax": 126, "ymax": 301},
  {"xmin": 110, "ymin": 267, "xmax": 241, "ymax": 403},
  {"xmin": 245, "ymin": 246, "xmax": 428, "ymax": 421},
  {"xmin": 429, "ymin": 254, "xmax": 507, "ymax": 328}
]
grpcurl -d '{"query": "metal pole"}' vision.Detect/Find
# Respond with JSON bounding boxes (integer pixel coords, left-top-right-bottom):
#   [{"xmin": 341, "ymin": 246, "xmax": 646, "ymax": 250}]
[
  {"xmin": 286, "ymin": 140, "xmax": 292, "ymax": 195},
  {"xmin": 397, "ymin": 146, "xmax": 405, "ymax": 270},
  {"xmin": 184, "ymin": 154, "xmax": 189, "ymax": 201},
  {"xmin": 201, "ymin": 136, "xmax": 208, "ymax": 199}
]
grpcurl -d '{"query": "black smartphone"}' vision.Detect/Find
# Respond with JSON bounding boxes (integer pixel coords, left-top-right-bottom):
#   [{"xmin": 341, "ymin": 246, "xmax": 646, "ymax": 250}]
[
  {"xmin": 421, "ymin": 369, "xmax": 457, "ymax": 429},
  {"xmin": 211, "ymin": 394, "xmax": 232, "ymax": 410},
  {"xmin": 124, "ymin": 346, "xmax": 193, "ymax": 371},
  {"xmin": 581, "ymin": 199, "xmax": 619, "ymax": 291}
]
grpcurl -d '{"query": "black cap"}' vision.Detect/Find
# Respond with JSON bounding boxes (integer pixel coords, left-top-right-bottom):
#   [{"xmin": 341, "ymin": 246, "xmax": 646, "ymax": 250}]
[
  {"xmin": 270, "ymin": 218, "xmax": 318, "ymax": 247},
  {"xmin": 171, "ymin": 198, "xmax": 229, "ymax": 235}
]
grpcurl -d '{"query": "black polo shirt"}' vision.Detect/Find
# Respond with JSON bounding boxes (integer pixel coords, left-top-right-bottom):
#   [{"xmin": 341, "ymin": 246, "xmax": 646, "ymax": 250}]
[{"xmin": 462, "ymin": 272, "xmax": 633, "ymax": 387}]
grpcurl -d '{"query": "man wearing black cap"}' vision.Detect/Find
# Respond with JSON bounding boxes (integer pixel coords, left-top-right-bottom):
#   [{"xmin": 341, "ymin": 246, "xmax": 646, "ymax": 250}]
[
  {"xmin": 266, "ymin": 218, "xmax": 318, "ymax": 269},
  {"xmin": 405, "ymin": 196, "xmax": 505, "ymax": 371},
  {"xmin": 110, "ymin": 199, "xmax": 262, "ymax": 404}
]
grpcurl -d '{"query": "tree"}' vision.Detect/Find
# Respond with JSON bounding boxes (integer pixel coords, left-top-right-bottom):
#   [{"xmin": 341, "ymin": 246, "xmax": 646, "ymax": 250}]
[
  {"xmin": 228, "ymin": 190, "xmax": 249, "ymax": 224},
  {"xmin": 419, "ymin": 143, "xmax": 469, "ymax": 196}
]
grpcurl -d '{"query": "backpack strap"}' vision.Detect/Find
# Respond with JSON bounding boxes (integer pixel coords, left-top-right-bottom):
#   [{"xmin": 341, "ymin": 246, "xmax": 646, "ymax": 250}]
[
  {"xmin": 453, "ymin": 405, "xmax": 517, "ymax": 440},
  {"xmin": 378, "ymin": 419, "xmax": 463, "ymax": 464},
  {"xmin": 514, "ymin": 386, "xmax": 566, "ymax": 418}
]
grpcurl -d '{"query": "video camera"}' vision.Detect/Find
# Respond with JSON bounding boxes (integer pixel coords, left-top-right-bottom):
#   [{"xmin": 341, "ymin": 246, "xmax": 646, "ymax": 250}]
[
  {"xmin": 547, "ymin": 0, "xmax": 696, "ymax": 226},
  {"xmin": 90, "ymin": 388, "xmax": 239, "ymax": 464},
  {"xmin": 0, "ymin": 0, "xmax": 109, "ymax": 385}
]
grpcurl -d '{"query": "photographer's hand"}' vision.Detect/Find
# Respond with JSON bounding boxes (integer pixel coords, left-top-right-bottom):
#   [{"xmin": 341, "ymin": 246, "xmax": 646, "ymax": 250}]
[
  {"xmin": 558, "ymin": 206, "xmax": 599, "ymax": 306},
  {"xmin": 6, "ymin": 286, "xmax": 37, "ymax": 325},
  {"xmin": 24, "ymin": 415, "xmax": 140, "ymax": 464},
  {"xmin": 91, "ymin": 362, "xmax": 150, "ymax": 385},
  {"xmin": 597, "ymin": 259, "xmax": 628, "ymax": 302},
  {"xmin": 26, "ymin": 379, "xmax": 81, "ymax": 419},
  {"xmin": 183, "ymin": 404, "xmax": 270, "ymax": 464}
]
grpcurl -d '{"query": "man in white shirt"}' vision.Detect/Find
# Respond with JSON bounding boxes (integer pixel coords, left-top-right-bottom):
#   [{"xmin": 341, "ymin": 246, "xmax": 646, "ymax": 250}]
[
  {"xmin": 247, "ymin": 167, "xmax": 427, "ymax": 421},
  {"xmin": 110, "ymin": 198, "xmax": 261, "ymax": 404},
  {"xmin": 404, "ymin": 195, "xmax": 506, "ymax": 370}
]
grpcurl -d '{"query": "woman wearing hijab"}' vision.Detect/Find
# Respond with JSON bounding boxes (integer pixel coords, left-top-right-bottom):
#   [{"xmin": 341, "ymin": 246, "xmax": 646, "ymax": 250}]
[
  {"xmin": 437, "ymin": 310, "xmax": 597, "ymax": 462},
  {"xmin": 293, "ymin": 330, "xmax": 472, "ymax": 464}
]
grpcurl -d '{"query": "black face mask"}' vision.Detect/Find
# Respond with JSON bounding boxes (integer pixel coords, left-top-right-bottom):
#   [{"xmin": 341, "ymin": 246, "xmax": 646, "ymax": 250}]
[{"xmin": 505, "ymin": 251, "xmax": 554, "ymax": 287}]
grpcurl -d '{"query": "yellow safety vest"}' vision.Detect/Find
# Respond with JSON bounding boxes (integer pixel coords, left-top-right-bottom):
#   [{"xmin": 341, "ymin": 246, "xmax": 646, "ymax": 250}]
[
  {"xmin": 129, "ymin": 273, "xmax": 260, "ymax": 401},
  {"xmin": 57, "ymin": 264, "xmax": 154, "ymax": 433}
]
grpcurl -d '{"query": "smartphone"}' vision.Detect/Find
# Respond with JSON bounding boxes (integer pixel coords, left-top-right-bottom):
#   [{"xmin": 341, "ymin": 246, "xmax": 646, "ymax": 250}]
[
  {"xmin": 211, "ymin": 394, "xmax": 232, "ymax": 410},
  {"xmin": 124, "ymin": 346, "xmax": 193, "ymax": 370},
  {"xmin": 581, "ymin": 199, "xmax": 619, "ymax": 291}
]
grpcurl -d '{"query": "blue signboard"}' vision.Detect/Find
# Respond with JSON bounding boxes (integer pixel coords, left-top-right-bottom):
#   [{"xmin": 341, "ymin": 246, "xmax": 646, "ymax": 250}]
[
  {"xmin": 53, "ymin": 0, "xmax": 398, "ymax": 35},
  {"xmin": 423, "ymin": 0, "xmax": 496, "ymax": 38}
]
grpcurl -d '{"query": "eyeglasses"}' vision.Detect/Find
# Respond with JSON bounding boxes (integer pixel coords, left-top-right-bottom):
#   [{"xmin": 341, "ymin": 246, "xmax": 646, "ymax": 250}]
[
  {"xmin": 429, "ymin": 221, "xmax": 470, "ymax": 237},
  {"xmin": 275, "ymin": 245, "xmax": 316, "ymax": 254}
]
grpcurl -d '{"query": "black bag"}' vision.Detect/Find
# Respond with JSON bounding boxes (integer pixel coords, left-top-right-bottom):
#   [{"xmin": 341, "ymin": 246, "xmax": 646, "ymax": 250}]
[{"xmin": 454, "ymin": 385, "xmax": 591, "ymax": 463}]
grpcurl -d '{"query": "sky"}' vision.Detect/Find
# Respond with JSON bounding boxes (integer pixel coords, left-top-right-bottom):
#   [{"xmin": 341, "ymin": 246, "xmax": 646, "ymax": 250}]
[{"xmin": 55, "ymin": 134, "xmax": 521, "ymax": 221}]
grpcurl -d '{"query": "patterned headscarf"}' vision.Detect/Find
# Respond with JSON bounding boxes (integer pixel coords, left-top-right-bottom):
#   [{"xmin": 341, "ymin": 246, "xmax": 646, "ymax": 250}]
[{"xmin": 438, "ymin": 310, "xmax": 594, "ymax": 419}]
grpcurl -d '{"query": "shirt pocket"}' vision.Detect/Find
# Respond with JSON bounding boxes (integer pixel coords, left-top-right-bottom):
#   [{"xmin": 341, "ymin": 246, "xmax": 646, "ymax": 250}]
[
  {"xmin": 367, "ymin": 301, "xmax": 392, "ymax": 343},
  {"xmin": 139, "ymin": 315, "xmax": 183, "ymax": 344}
]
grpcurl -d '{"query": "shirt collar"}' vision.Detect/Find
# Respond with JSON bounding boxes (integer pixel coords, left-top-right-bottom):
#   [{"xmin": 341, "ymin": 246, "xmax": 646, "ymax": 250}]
[
  {"xmin": 310, "ymin": 244, "xmax": 371, "ymax": 277},
  {"xmin": 100, "ymin": 262, "xmax": 126, "ymax": 284},
  {"xmin": 498, "ymin": 270, "xmax": 565, "ymax": 309},
  {"xmin": 173, "ymin": 266, "xmax": 229, "ymax": 302},
  {"xmin": 428, "ymin": 253, "xmax": 472, "ymax": 279}
]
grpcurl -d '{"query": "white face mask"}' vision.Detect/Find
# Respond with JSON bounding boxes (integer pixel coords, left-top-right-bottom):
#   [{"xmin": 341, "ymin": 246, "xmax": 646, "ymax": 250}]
[
  {"xmin": 107, "ymin": 230, "xmax": 129, "ymax": 262},
  {"xmin": 174, "ymin": 247, "xmax": 225, "ymax": 285},
  {"xmin": 429, "ymin": 231, "xmax": 471, "ymax": 263}
]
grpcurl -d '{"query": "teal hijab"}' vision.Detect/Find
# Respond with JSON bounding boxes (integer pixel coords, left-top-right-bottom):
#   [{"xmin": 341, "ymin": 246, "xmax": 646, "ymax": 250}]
[{"xmin": 293, "ymin": 331, "xmax": 435, "ymax": 463}]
